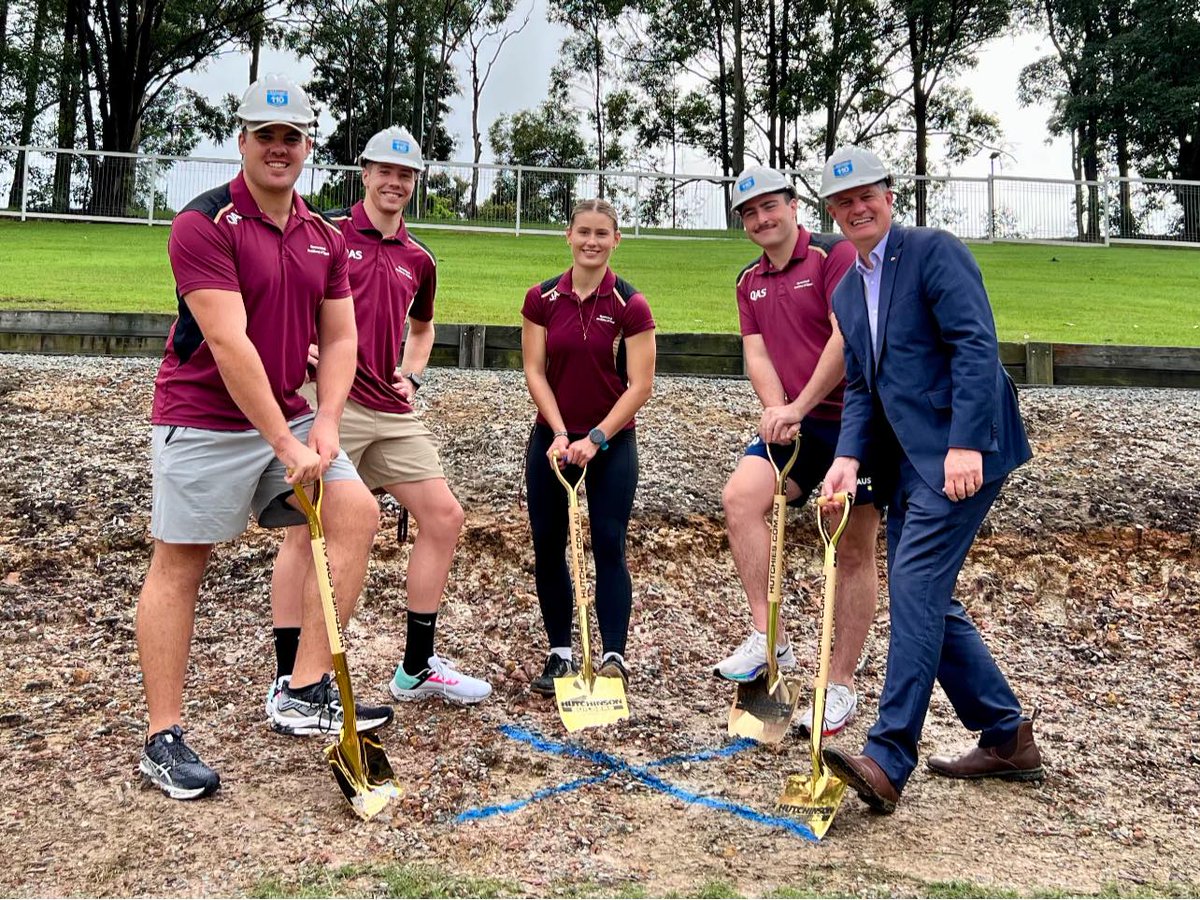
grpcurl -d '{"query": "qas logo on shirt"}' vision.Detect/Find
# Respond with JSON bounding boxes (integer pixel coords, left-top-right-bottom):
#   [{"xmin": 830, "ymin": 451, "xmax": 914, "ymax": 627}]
[
  {"xmin": 749, "ymin": 287, "xmax": 768, "ymax": 302},
  {"xmin": 347, "ymin": 249, "xmax": 364, "ymax": 260},
  {"xmin": 546, "ymin": 289, "xmax": 560, "ymax": 303},
  {"xmin": 225, "ymin": 211, "xmax": 242, "ymax": 226}
]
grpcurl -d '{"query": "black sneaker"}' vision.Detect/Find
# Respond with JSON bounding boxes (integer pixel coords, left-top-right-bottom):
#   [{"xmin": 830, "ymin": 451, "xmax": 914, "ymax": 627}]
[
  {"xmin": 271, "ymin": 673, "xmax": 394, "ymax": 736},
  {"xmin": 139, "ymin": 725, "xmax": 220, "ymax": 800},
  {"xmin": 531, "ymin": 652, "xmax": 576, "ymax": 697},
  {"xmin": 597, "ymin": 653, "xmax": 630, "ymax": 687}
]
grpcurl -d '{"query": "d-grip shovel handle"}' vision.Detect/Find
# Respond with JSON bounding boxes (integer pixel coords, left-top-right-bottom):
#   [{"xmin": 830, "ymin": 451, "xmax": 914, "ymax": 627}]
[
  {"xmin": 551, "ymin": 451, "xmax": 593, "ymax": 683},
  {"xmin": 816, "ymin": 491, "xmax": 853, "ymax": 549}
]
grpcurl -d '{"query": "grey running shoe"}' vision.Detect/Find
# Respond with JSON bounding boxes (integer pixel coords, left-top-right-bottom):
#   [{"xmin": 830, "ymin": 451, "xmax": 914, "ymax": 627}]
[
  {"xmin": 139, "ymin": 725, "xmax": 220, "ymax": 800},
  {"xmin": 271, "ymin": 673, "xmax": 394, "ymax": 736}
]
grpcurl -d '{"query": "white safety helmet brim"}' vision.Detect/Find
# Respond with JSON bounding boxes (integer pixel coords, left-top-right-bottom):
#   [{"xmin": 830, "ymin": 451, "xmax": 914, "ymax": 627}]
[{"xmin": 243, "ymin": 119, "xmax": 311, "ymax": 136}]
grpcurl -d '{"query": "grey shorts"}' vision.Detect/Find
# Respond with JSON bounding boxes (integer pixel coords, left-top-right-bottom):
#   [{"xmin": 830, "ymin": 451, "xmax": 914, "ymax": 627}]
[{"xmin": 150, "ymin": 412, "xmax": 361, "ymax": 544}]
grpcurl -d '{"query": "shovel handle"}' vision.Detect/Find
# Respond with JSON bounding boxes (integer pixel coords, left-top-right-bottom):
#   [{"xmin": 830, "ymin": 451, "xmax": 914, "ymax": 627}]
[
  {"xmin": 816, "ymin": 491, "xmax": 853, "ymax": 549},
  {"xmin": 767, "ymin": 438, "xmax": 802, "ymax": 495},
  {"xmin": 291, "ymin": 477, "xmax": 324, "ymax": 540},
  {"xmin": 551, "ymin": 452, "xmax": 593, "ymax": 683}
]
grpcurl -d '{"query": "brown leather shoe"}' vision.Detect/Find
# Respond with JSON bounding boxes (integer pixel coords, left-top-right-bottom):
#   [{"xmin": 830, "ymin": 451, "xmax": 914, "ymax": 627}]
[
  {"xmin": 926, "ymin": 720, "xmax": 1044, "ymax": 781},
  {"xmin": 822, "ymin": 746, "xmax": 900, "ymax": 814}
]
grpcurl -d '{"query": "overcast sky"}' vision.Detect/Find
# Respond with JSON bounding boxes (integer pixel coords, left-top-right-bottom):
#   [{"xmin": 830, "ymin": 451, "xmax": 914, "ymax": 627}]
[{"xmin": 179, "ymin": 3, "xmax": 1072, "ymax": 180}]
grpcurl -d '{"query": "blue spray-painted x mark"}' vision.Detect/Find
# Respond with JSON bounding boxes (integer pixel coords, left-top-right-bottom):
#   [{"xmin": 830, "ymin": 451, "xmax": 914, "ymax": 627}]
[{"xmin": 456, "ymin": 724, "xmax": 817, "ymax": 842}]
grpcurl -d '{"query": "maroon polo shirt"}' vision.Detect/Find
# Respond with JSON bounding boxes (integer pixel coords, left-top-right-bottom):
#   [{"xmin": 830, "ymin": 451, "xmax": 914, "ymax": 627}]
[
  {"xmin": 522, "ymin": 268, "xmax": 655, "ymax": 434},
  {"xmin": 154, "ymin": 172, "xmax": 351, "ymax": 430},
  {"xmin": 735, "ymin": 229, "xmax": 856, "ymax": 421},
  {"xmin": 325, "ymin": 202, "xmax": 436, "ymax": 415}
]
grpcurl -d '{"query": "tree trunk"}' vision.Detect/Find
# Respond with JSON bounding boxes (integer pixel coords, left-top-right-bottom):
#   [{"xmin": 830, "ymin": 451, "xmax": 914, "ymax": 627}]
[
  {"xmin": 712, "ymin": 0, "xmax": 732, "ymax": 226},
  {"xmin": 383, "ymin": 0, "xmax": 398, "ymax": 124},
  {"xmin": 1114, "ymin": 122, "xmax": 1133, "ymax": 238},
  {"xmin": 1082, "ymin": 112, "xmax": 1100, "ymax": 241},
  {"xmin": 8, "ymin": 0, "xmax": 50, "ymax": 210},
  {"xmin": 53, "ymin": 0, "xmax": 82, "ymax": 213},
  {"xmin": 730, "ymin": 0, "xmax": 746, "ymax": 177},
  {"xmin": 777, "ymin": 0, "xmax": 788, "ymax": 169},
  {"xmin": 468, "ymin": 48, "xmax": 482, "ymax": 218},
  {"xmin": 906, "ymin": 7, "xmax": 928, "ymax": 227},
  {"xmin": 248, "ymin": 12, "xmax": 263, "ymax": 83},
  {"xmin": 592, "ymin": 18, "xmax": 604, "ymax": 197},
  {"xmin": 1070, "ymin": 126, "xmax": 1084, "ymax": 240},
  {"xmin": 0, "ymin": 0, "xmax": 10, "ymax": 88},
  {"xmin": 766, "ymin": 0, "xmax": 777, "ymax": 167},
  {"xmin": 1177, "ymin": 127, "xmax": 1200, "ymax": 242}
]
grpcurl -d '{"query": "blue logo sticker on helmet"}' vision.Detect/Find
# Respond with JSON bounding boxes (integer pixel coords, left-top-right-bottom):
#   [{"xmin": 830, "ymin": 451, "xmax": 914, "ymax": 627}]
[
  {"xmin": 391, "ymin": 139, "xmax": 410, "ymax": 152},
  {"xmin": 738, "ymin": 176, "xmax": 755, "ymax": 191},
  {"xmin": 832, "ymin": 161, "xmax": 853, "ymax": 178},
  {"xmin": 266, "ymin": 90, "xmax": 289, "ymax": 107}
]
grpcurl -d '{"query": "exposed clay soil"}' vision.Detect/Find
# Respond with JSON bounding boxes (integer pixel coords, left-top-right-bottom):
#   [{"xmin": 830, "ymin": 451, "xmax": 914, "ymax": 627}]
[{"xmin": 0, "ymin": 356, "xmax": 1197, "ymax": 897}]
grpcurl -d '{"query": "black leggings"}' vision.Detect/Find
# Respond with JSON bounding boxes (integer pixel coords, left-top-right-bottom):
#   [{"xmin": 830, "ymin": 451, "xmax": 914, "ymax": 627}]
[{"xmin": 525, "ymin": 424, "xmax": 638, "ymax": 656}]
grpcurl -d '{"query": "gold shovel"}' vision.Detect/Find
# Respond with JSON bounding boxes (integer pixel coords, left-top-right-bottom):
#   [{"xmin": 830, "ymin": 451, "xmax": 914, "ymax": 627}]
[
  {"xmin": 550, "ymin": 452, "xmax": 630, "ymax": 732},
  {"xmin": 776, "ymin": 492, "xmax": 853, "ymax": 838},
  {"xmin": 728, "ymin": 439, "xmax": 803, "ymax": 744},
  {"xmin": 292, "ymin": 480, "xmax": 401, "ymax": 820}
]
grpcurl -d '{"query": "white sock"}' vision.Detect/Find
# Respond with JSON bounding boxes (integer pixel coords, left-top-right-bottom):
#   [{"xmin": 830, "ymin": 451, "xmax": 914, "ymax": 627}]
[
  {"xmin": 602, "ymin": 651, "xmax": 625, "ymax": 666},
  {"xmin": 550, "ymin": 646, "xmax": 573, "ymax": 662}
]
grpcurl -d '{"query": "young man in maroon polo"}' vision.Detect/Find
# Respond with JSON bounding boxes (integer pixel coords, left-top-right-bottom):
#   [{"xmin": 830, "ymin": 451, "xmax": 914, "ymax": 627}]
[
  {"xmin": 136, "ymin": 75, "xmax": 387, "ymax": 801},
  {"xmin": 267, "ymin": 125, "xmax": 490, "ymax": 722},
  {"xmin": 713, "ymin": 165, "xmax": 882, "ymax": 738}
]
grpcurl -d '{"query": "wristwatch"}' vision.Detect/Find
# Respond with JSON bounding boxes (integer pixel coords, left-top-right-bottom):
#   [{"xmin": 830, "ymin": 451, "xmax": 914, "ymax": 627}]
[
  {"xmin": 588, "ymin": 427, "xmax": 609, "ymax": 451},
  {"xmin": 403, "ymin": 371, "xmax": 425, "ymax": 392}
]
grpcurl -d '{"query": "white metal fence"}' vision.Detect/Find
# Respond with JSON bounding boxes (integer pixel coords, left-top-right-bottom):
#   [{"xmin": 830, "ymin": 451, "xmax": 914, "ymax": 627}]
[{"xmin": 2, "ymin": 144, "xmax": 1199, "ymax": 246}]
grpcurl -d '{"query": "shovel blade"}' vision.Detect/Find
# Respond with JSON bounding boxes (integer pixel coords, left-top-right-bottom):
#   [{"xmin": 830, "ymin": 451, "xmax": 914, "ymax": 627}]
[
  {"xmin": 727, "ymin": 673, "xmax": 802, "ymax": 744},
  {"xmin": 326, "ymin": 730, "xmax": 402, "ymax": 821},
  {"xmin": 554, "ymin": 673, "xmax": 629, "ymax": 732},
  {"xmin": 776, "ymin": 769, "xmax": 848, "ymax": 840}
]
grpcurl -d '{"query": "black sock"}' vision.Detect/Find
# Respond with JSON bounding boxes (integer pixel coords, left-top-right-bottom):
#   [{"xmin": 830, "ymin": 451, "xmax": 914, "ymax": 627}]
[
  {"xmin": 273, "ymin": 627, "xmax": 301, "ymax": 680},
  {"xmin": 403, "ymin": 610, "xmax": 438, "ymax": 676}
]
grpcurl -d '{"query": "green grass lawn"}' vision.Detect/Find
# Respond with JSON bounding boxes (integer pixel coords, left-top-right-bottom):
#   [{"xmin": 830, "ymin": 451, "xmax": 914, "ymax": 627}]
[{"xmin": 2, "ymin": 218, "xmax": 1198, "ymax": 345}]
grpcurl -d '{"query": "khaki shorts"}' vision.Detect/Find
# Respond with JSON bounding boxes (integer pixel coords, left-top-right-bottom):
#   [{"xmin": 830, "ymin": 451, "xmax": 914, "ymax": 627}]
[
  {"xmin": 150, "ymin": 412, "xmax": 361, "ymax": 544},
  {"xmin": 301, "ymin": 385, "xmax": 445, "ymax": 490}
]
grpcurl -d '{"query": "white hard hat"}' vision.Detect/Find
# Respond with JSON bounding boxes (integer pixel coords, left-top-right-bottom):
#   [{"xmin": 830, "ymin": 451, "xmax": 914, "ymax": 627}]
[
  {"xmin": 360, "ymin": 126, "xmax": 425, "ymax": 171},
  {"xmin": 819, "ymin": 146, "xmax": 891, "ymax": 198},
  {"xmin": 236, "ymin": 74, "xmax": 315, "ymax": 134},
  {"xmin": 730, "ymin": 165, "xmax": 797, "ymax": 212}
]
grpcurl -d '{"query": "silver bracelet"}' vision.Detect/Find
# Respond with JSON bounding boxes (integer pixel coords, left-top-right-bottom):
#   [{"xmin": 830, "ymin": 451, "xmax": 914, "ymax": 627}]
[{"xmin": 553, "ymin": 430, "xmax": 569, "ymax": 438}]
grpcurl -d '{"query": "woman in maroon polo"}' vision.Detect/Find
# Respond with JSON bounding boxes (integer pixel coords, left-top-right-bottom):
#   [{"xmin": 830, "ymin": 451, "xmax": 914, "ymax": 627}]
[{"xmin": 521, "ymin": 198, "xmax": 657, "ymax": 695}]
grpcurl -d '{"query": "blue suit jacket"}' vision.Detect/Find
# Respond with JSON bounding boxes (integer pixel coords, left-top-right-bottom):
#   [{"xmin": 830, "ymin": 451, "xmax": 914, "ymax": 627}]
[{"xmin": 832, "ymin": 226, "xmax": 1032, "ymax": 494}]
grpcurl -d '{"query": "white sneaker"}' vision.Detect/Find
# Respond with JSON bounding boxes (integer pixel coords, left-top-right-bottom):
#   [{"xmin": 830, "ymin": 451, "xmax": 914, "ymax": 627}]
[
  {"xmin": 796, "ymin": 682, "xmax": 858, "ymax": 737},
  {"xmin": 712, "ymin": 630, "xmax": 797, "ymax": 682},
  {"xmin": 264, "ymin": 674, "xmax": 290, "ymax": 718},
  {"xmin": 389, "ymin": 654, "xmax": 492, "ymax": 705}
]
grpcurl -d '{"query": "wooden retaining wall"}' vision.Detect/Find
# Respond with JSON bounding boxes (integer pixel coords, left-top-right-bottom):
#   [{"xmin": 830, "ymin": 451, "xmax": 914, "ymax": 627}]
[{"xmin": 1, "ymin": 310, "xmax": 1198, "ymax": 388}]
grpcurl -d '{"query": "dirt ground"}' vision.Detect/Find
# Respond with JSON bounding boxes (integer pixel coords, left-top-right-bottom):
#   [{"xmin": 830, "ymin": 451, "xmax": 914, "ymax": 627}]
[{"xmin": 0, "ymin": 356, "xmax": 1198, "ymax": 898}]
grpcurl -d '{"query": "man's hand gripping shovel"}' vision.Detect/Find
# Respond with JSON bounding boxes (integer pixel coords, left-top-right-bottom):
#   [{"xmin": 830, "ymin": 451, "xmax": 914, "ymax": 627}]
[
  {"xmin": 728, "ymin": 439, "xmax": 803, "ymax": 744},
  {"xmin": 776, "ymin": 491, "xmax": 853, "ymax": 838},
  {"xmin": 292, "ymin": 479, "xmax": 402, "ymax": 820},
  {"xmin": 550, "ymin": 452, "xmax": 630, "ymax": 732}
]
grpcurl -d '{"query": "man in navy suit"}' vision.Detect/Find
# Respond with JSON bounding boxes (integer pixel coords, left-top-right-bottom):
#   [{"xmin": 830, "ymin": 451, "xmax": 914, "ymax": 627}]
[{"xmin": 817, "ymin": 146, "xmax": 1043, "ymax": 813}]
